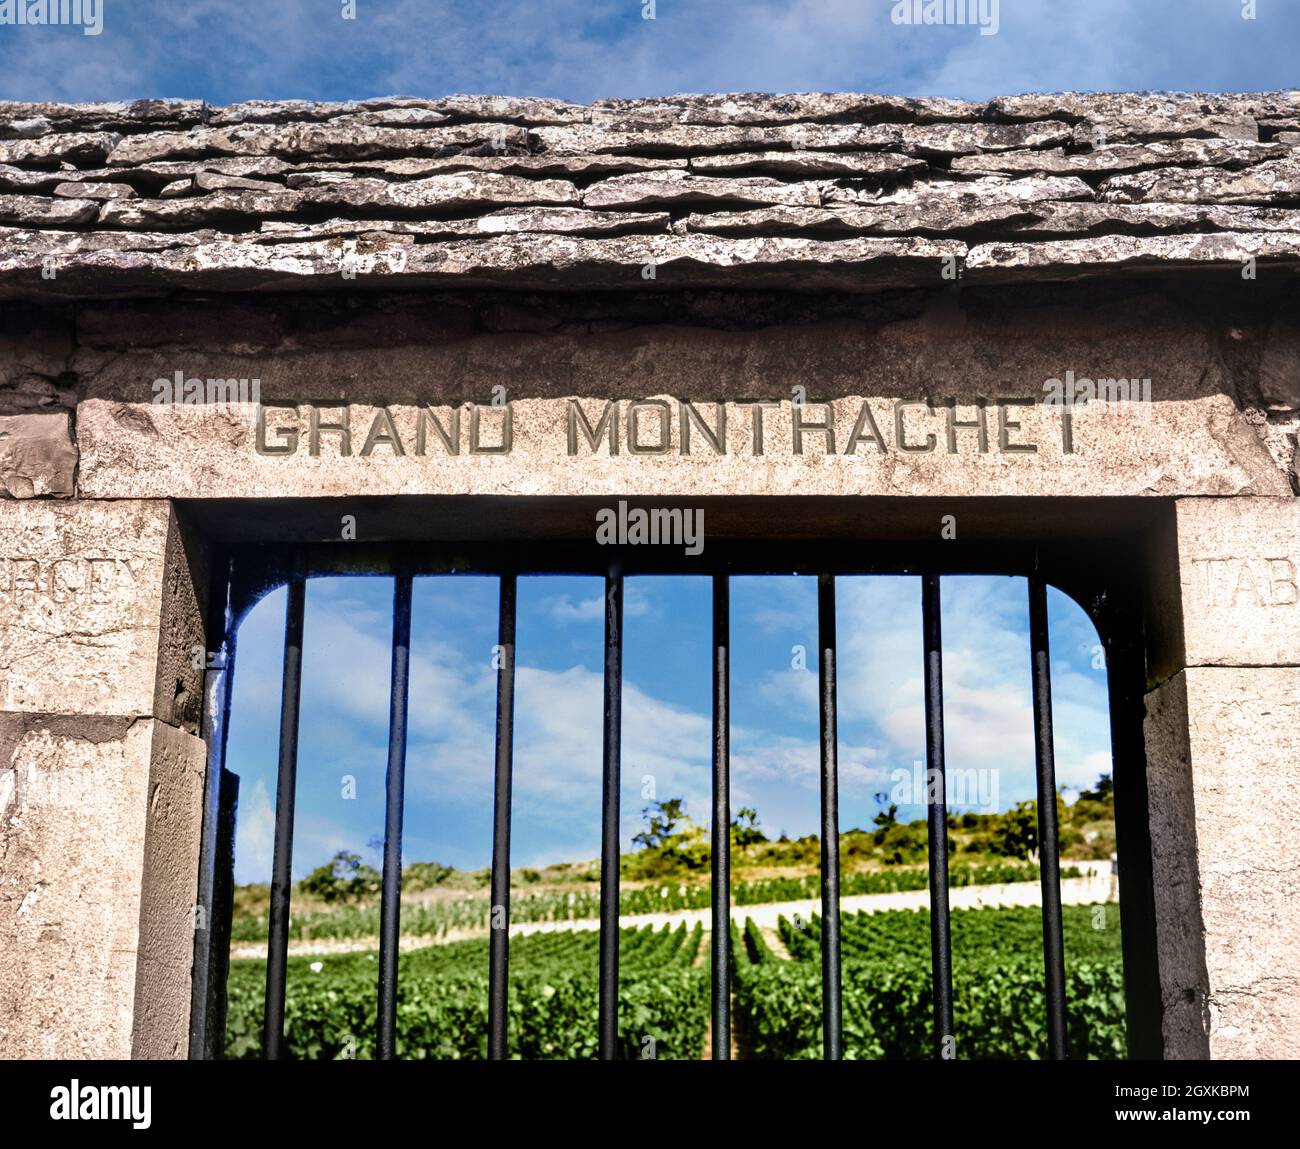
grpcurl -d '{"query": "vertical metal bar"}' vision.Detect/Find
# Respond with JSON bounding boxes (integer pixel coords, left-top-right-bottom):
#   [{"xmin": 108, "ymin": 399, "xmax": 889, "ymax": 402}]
[
  {"xmin": 488, "ymin": 574, "xmax": 518, "ymax": 1060},
  {"xmin": 207, "ymin": 768, "xmax": 240, "ymax": 1059},
  {"xmin": 377, "ymin": 575, "xmax": 414, "ymax": 1060},
  {"xmin": 817, "ymin": 572, "xmax": 843, "ymax": 1060},
  {"xmin": 598, "ymin": 568, "xmax": 624, "ymax": 1060},
  {"xmin": 190, "ymin": 559, "xmax": 238, "ymax": 1060},
  {"xmin": 921, "ymin": 574, "xmax": 955, "ymax": 1058},
  {"xmin": 262, "ymin": 577, "xmax": 306, "ymax": 1060},
  {"xmin": 1100, "ymin": 586, "xmax": 1164, "ymax": 1060},
  {"xmin": 1029, "ymin": 576, "xmax": 1069, "ymax": 1059},
  {"xmin": 189, "ymin": 650, "xmax": 236, "ymax": 1058},
  {"xmin": 711, "ymin": 574, "xmax": 731, "ymax": 1059}
]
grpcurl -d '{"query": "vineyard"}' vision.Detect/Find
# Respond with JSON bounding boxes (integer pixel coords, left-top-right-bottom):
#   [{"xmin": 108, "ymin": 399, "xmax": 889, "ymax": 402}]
[
  {"xmin": 225, "ymin": 902, "xmax": 1125, "ymax": 1059},
  {"xmin": 733, "ymin": 903, "xmax": 1126, "ymax": 1059},
  {"xmin": 225, "ymin": 923, "xmax": 709, "ymax": 1060},
  {"xmin": 228, "ymin": 860, "xmax": 1072, "ymax": 944}
]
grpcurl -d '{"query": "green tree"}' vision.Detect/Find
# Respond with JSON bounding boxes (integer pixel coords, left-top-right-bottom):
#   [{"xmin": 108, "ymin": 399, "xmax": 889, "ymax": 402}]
[
  {"xmin": 298, "ymin": 850, "xmax": 381, "ymax": 904},
  {"xmin": 993, "ymin": 801, "xmax": 1039, "ymax": 861},
  {"xmin": 633, "ymin": 798, "xmax": 687, "ymax": 851},
  {"xmin": 1079, "ymin": 773, "xmax": 1114, "ymax": 803},
  {"xmin": 402, "ymin": 860, "xmax": 456, "ymax": 892},
  {"xmin": 872, "ymin": 791, "xmax": 899, "ymax": 831},
  {"xmin": 731, "ymin": 806, "xmax": 767, "ymax": 847}
]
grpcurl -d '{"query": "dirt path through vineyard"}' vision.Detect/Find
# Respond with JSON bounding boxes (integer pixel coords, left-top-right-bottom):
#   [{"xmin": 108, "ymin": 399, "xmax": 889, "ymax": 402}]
[{"xmin": 231, "ymin": 862, "xmax": 1116, "ymax": 958}]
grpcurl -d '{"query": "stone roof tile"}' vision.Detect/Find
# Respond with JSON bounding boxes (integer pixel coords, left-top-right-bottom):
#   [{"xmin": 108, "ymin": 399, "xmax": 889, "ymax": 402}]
[{"xmin": 0, "ymin": 89, "xmax": 1297, "ymax": 298}]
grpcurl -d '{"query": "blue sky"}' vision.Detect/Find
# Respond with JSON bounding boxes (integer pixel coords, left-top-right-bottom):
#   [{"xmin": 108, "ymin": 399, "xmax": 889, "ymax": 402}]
[
  {"xmin": 227, "ymin": 574, "xmax": 1112, "ymax": 883},
  {"xmin": 0, "ymin": 1, "xmax": 1293, "ymax": 104}
]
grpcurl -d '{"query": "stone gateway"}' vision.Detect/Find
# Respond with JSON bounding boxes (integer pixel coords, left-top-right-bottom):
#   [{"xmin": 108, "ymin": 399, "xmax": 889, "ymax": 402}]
[{"xmin": 0, "ymin": 90, "xmax": 1297, "ymax": 1062}]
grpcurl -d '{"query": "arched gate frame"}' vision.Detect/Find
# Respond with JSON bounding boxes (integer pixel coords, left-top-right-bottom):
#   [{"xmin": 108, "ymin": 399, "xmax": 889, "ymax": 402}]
[{"xmin": 184, "ymin": 494, "xmax": 1166, "ymax": 1061}]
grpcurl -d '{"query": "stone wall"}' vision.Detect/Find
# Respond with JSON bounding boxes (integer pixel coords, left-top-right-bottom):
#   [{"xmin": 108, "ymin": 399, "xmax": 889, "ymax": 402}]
[
  {"xmin": 0, "ymin": 277, "xmax": 1296, "ymax": 1058},
  {"xmin": 0, "ymin": 500, "xmax": 207, "ymax": 1057},
  {"xmin": 1146, "ymin": 498, "xmax": 1299, "ymax": 1058}
]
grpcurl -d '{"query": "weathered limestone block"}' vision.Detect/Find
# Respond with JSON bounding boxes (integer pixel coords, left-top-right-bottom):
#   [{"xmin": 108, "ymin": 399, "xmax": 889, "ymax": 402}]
[
  {"xmin": 827, "ymin": 173, "xmax": 1092, "ymax": 208},
  {"xmin": 143, "ymin": 156, "xmax": 294, "ymax": 181},
  {"xmin": 689, "ymin": 151, "xmax": 925, "ymax": 177},
  {"xmin": 1173, "ymin": 498, "xmax": 1299, "ymax": 667},
  {"xmin": 52, "ymin": 181, "xmax": 136, "ymax": 201},
  {"xmin": 0, "ymin": 165, "xmax": 65, "ymax": 192},
  {"xmin": 300, "ymin": 172, "xmax": 579, "ymax": 212},
  {"xmin": 583, "ymin": 170, "xmax": 821, "ymax": 209},
  {"xmin": 1145, "ymin": 668, "xmax": 1300, "ymax": 1059},
  {"xmin": 0, "ymin": 99, "xmax": 205, "ymax": 134},
  {"xmin": 206, "ymin": 95, "xmax": 589, "ymax": 127},
  {"xmin": 258, "ymin": 207, "xmax": 670, "ymax": 241},
  {"xmin": 899, "ymin": 120, "xmax": 1073, "ymax": 156},
  {"xmin": 0, "ymin": 131, "xmax": 120, "ymax": 166},
  {"xmin": 105, "ymin": 122, "xmax": 531, "ymax": 165},
  {"xmin": 0, "ymin": 195, "xmax": 99, "ymax": 227},
  {"xmin": 97, "ymin": 190, "xmax": 307, "ymax": 229},
  {"xmin": 0, "ymin": 411, "xmax": 77, "ymax": 497},
  {"xmin": 531, "ymin": 120, "xmax": 1070, "ymax": 157},
  {"xmin": 684, "ymin": 200, "xmax": 1047, "ymax": 236},
  {"xmin": 0, "ymin": 715, "xmax": 206, "ymax": 1058},
  {"xmin": 1006, "ymin": 202, "xmax": 1300, "ymax": 237},
  {"xmin": 193, "ymin": 170, "xmax": 281, "ymax": 193},
  {"xmin": 1259, "ymin": 323, "xmax": 1300, "ymax": 411},
  {"xmin": 204, "ymin": 98, "xmax": 379, "ymax": 125},
  {"xmin": 1073, "ymin": 113, "xmax": 1258, "ymax": 145},
  {"xmin": 0, "ymin": 231, "xmax": 963, "ymax": 295},
  {"xmin": 0, "ymin": 116, "xmax": 49, "ymax": 139},
  {"xmin": 0, "ymin": 226, "xmax": 211, "ymax": 257},
  {"xmin": 590, "ymin": 92, "xmax": 986, "ymax": 127},
  {"xmin": 0, "ymin": 500, "xmax": 205, "ymax": 726},
  {"xmin": 2, "ymin": 158, "xmax": 291, "ymax": 196},
  {"xmin": 70, "ymin": 294, "xmax": 1292, "ymax": 501},
  {"xmin": 287, "ymin": 154, "xmax": 687, "ymax": 180},
  {"xmin": 0, "ymin": 303, "xmax": 75, "ymax": 408},
  {"xmin": 987, "ymin": 90, "xmax": 1294, "ymax": 123},
  {"xmin": 965, "ymin": 232, "xmax": 1300, "ymax": 280},
  {"xmin": 415, "ymin": 94, "xmax": 589, "ymax": 125},
  {"xmin": 1100, "ymin": 158, "xmax": 1300, "ymax": 204},
  {"xmin": 951, "ymin": 138, "xmax": 1287, "ymax": 175}
]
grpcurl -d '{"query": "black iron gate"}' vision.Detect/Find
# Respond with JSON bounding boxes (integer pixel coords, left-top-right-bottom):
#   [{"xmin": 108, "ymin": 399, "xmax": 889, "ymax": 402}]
[{"xmin": 188, "ymin": 535, "xmax": 1162, "ymax": 1061}]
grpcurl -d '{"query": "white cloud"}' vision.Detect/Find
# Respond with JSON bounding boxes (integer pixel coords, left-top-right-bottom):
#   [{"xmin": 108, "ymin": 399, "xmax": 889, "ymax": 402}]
[
  {"xmin": 541, "ymin": 584, "xmax": 654, "ymax": 625},
  {"xmin": 0, "ymin": 0, "xmax": 1291, "ymax": 105}
]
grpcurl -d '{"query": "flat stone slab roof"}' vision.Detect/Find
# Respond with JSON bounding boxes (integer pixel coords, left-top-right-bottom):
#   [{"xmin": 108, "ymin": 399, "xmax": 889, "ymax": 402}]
[{"xmin": 1, "ymin": 91, "xmax": 1299, "ymax": 298}]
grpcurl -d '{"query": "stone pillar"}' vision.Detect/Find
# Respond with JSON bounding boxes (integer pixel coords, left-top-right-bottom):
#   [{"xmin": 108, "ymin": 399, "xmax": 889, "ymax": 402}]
[
  {"xmin": 1145, "ymin": 497, "xmax": 1299, "ymax": 1059},
  {"xmin": 0, "ymin": 497, "xmax": 209, "ymax": 1058}
]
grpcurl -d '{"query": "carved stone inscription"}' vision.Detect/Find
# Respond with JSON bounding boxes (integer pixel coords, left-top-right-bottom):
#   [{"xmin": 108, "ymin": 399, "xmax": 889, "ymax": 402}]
[
  {"xmin": 251, "ymin": 398, "xmax": 1073, "ymax": 458},
  {"xmin": 0, "ymin": 557, "xmax": 140, "ymax": 605},
  {"xmin": 1176, "ymin": 498, "xmax": 1300, "ymax": 668},
  {"xmin": 0, "ymin": 501, "xmax": 172, "ymax": 716}
]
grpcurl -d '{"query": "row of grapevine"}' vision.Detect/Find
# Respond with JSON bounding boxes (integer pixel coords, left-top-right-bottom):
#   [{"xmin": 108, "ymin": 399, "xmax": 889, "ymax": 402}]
[
  {"xmin": 732, "ymin": 903, "xmax": 1126, "ymax": 1060},
  {"xmin": 225, "ymin": 923, "xmax": 709, "ymax": 1060},
  {"xmin": 224, "ymin": 903, "xmax": 1125, "ymax": 1060},
  {"xmin": 229, "ymin": 861, "xmax": 1067, "ymax": 943}
]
